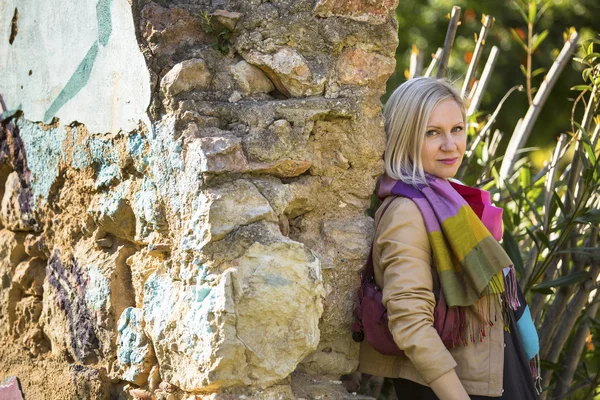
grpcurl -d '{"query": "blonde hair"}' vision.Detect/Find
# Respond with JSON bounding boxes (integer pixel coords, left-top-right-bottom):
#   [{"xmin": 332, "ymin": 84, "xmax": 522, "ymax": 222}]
[{"xmin": 383, "ymin": 77, "xmax": 465, "ymax": 186}]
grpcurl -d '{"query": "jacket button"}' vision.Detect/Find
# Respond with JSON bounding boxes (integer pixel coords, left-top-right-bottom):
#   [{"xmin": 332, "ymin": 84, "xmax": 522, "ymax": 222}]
[
  {"xmin": 504, "ymin": 343, "xmax": 507, "ymax": 348},
  {"xmin": 502, "ymin": 389, "xmax": 504, "ymax": 394}
]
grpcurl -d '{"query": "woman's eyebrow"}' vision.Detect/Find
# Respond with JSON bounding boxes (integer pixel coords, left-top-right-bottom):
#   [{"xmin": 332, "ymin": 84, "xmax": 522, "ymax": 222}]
[{"xmin": 426, "ymin": 122, "xmax": 464, "ymax": 129}]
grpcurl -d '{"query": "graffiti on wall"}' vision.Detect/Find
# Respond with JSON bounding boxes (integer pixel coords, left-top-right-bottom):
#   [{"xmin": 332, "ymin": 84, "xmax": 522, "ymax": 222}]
[{"xmin": 0, "ymin": 0, "xmax": 150, "ymax": 134}]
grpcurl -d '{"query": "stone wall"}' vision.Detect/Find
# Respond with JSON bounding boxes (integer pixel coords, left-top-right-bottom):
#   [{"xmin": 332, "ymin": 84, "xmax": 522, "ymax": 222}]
[{"xmin": 0, "ymin": 0, "xmax": 398, "ymax": 398}]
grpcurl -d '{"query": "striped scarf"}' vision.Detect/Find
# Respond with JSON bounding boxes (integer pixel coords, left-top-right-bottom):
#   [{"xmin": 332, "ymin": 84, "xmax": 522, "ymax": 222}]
[{"xmin": 377, "ymin": 174, "xmax": 518, "ymax": 343}]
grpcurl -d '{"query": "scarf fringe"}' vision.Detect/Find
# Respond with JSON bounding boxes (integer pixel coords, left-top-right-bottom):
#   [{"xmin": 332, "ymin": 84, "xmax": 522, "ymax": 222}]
[
  {"xmin": 452, "ymin": 267, "xmax": 522, "ymax": 346},
  {"xmin": 530, "ymin": 353, "xmax": 542, "ymax": 395}
]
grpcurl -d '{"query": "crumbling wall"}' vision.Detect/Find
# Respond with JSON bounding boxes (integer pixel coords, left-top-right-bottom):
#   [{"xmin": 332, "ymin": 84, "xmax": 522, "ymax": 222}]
[{"xmin": 0, "ymin": 0, "xmax": 398, "ymax": 398}]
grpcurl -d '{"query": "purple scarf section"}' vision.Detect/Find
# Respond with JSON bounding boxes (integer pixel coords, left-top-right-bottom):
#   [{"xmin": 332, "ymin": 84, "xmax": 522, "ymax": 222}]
[{"xmin": 377, "ymin": 174, "xmax": 504, "ymax": 241}]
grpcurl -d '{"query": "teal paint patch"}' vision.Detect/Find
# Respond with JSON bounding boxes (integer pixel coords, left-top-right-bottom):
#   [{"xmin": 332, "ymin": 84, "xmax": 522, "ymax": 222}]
[
  {"xmin": 44, "ymin": 42, "xmax": 99, "ymax": 123},
  {"xmin": 134, "ymin": 178, "xmax": 165, "ymax": 239},
  {"xmin": 97, "ymin": 181, "xmax": 130, "ymax": 217},
  {"xmin": 127, "ymin": 132, "xmax": 147, "ymax": 159},
  {"xmin": 96, "ymin": 0, "xmax": 113, "ymax": 46},
  {"xmin": 116, "ymin": 307, "xmax": 151, "ymax": 383},
  {"xmin": 72, "ymin": 143, "xmax": 92, "ymax": 169},
  {"xmin": 87, "ymin": 136, "xmax": 122, "ymax": 188},
  {"xmin": 84, "ymin": 264, "xmax": 111, "ymax": 311},
  {"xmin": 143, "ymin": 269, "xmax": 217, "ymax": 362},
  {"xmin": 16, "ymin": 118, "xmax": 67, "ymax": 205}
]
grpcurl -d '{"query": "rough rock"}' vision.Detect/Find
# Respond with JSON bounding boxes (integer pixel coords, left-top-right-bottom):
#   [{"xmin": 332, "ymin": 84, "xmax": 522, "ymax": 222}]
[
  {"xmin": 1, "ymin": 172, "xmax": 35, "ymax": 232},
  {"xmin": 187, "ymin": 136, "xmax": 249, "ymax": 175},
  {"xmin": 337, "ymin": 48, "xmax": 397, "ymax": 87},
  {"xmin": 244, "ymin": 48, "xmax": 325, "ymax": 97},
  {"xmin": 112, "ymin": 307, "xmax": 155, "ymax": 386},
  {"xmin": 230, "ymin": 61, "xmax": 275, "ymax": 96},
  {"xmin": 143, "ymin": 231, "xmax": 323, "ymax": 391},
  {"xmin": 88, "ymin": 186, "xmax": 137, "ymax": 242},
  {"xmin": 125, "ymin": 249, "xmax": 164, "ymax": 308},
  {"xmin": 180, "ymin": 180, "xmax": 276, "ymax": 250},
  {"xmin": 313, "ymin": 0, "xmax": 399, "ymax": 25},
  {"xmin": 141, "ymin": 4, "xmax": 207, "ymax": 58},
  {"xmin": 142, "ymin": 266, "xmax": 244, "ymax": 391},
  {"xmin": 161, "ymin": 59, "xmax": 212, "ymax": 97},
  {"xmin": 12, "ymin": 258, "xmax": 45, "ymax": 296},
  {"xmin": 211, "ymin": 10, "xmax": 243, "ymax": 31},
  {"xmin": 42, "ymin": 240, "xmax": 136, "ymax": 363}
]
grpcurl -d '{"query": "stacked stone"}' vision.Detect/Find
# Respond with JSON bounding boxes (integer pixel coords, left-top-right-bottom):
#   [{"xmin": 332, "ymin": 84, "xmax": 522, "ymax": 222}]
[{"xmin": 0, "ymin": 0, "xmax": 398, "ymax": 398}]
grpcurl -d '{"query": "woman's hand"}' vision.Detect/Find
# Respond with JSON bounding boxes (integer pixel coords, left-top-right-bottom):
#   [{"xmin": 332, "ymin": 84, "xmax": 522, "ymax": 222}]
[{"xmin": 429, "ymin": 369, "xmax": 470, "ymax": 400}]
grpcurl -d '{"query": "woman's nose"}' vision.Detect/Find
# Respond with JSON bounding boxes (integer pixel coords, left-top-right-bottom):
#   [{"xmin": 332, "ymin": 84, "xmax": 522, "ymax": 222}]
[{"xmin": 440, "ymin": 133, "xmax": 458, "ymax": 151}]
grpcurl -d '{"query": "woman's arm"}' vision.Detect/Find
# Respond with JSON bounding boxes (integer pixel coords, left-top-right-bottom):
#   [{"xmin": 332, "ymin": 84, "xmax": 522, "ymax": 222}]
[
  {"xmin": 429, "ymin": 370, "xmax": 470, "ymax": 400},
  {"xmin": 375, "ymin": 198, "xmax": 468, "ymax": 399}
]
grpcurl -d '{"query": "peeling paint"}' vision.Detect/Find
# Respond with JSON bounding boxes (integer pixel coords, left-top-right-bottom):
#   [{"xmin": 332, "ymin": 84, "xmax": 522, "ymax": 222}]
[{"xmin": 15, "ymin": 118, "xmax": 66, "ymax": 205}]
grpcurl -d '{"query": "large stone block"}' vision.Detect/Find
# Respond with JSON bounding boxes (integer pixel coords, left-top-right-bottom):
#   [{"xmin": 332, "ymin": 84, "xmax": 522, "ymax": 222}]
[
  {"xmin": 180, "ymin": 180, "xmax": 276, "ymax": 251},
  {"xmin": 313, "ymin": 0, "xmax": 399, "ymax": 25},
  {"xmin": 337, "ymin": 48, "xmax": 396, "ymax": 87},
  {"xmin": 244, "ymin": 48, "xmax": 325, "ymax": 97},
  {"xmin": 231, "ymin": 60, "xmax": 275, "ymax": 96},
  {"xmin": 161, "ymin": 59, "xmax": 212, "ymax": 97},
  {"xmin": 143, "ymin": 232, "xmax": 323, "ymax": 391}
]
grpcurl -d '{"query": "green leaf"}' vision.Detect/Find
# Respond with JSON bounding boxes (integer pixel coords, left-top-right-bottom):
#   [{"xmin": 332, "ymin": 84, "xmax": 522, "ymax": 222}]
[
  {"xmin": 571, "ymin": 85, "xmax": 592, "ymax": 91},
  {"xmin": 531, "ymin": 30, "xmax": 549, "ymax": 52},
  {"xmin": 511, "ymin": 28, "xmax": 528, "ymax": 51},
  {"xmin": 532, "ymin": 68, "xmax": 546, "ymax": 77},
  {"xmin": 533, "ymin": 271, "xmax": 590, "ymax": 290},
  {"xmin": 574, "ymin": 209, "xmax": 600, "ymax": 224},
  {"xmin": 520, "ymin": 64, "xmax": 528, "ymax": 77},
  {"xmin": 502, "ymin": 230, "xmax": 525, "ymax": 276},
  {"xmin": 535, "ymin": 230, "xmax": 551, "ymax": 249},
  {"xmin": 530, "ymin": 286, "xmax": 554, "ymax": 295},
  {"xmin": 587, "ymin": 41, "xmax": 594, "ymax": 55},
  {"xmin": 528, "ymin": 0, "xmax": 537, "ymax": 24},
  {"xmin": 582, "ymin": 52, "xmax": 600, "ymax": 63},
  {"xmin": 552, "ymin": 191, "xmax": 566, "ymax": 216}
]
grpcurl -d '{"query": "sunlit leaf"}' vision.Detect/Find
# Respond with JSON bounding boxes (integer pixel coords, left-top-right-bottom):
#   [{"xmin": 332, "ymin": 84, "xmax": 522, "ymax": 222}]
[
  {"xmin": 571, "ymin": 85, "xmax": 593, "ymax": 91},
  {"xmin": 574, "ymin": 209, "xmax": 600, "ymax": 224},
  {"xmin": 528, "ymin": 0, "xmax": 537, "ymax": 24},
  {"xmin": 502, "ymin": 230, "xmax": 525, "ymax": 276},
  {"xmin": 531, "ymin": 30, "xmax": 549, "ymax": 52},
  {"xmin": 532, "ymin": 68, "xmax": 546, "ymax": 77},
  {"xmin": 533, "ymin": 271, "xmax": 590, "ymax": 290},
  {"xmin": 511, "ymin": 28, "xmax": 529, "ymax": 51}
]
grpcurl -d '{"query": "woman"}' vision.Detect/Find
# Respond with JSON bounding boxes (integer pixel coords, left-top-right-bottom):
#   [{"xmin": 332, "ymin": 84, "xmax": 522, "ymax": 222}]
[{"xmin": 358, "ymin": 77, "xmax": 540, "ymax": 399}]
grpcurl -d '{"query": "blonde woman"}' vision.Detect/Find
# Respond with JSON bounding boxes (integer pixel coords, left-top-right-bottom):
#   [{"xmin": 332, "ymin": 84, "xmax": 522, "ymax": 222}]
[{"xmin": 358, "ymin": 77, "xmax": 539, "ymax": 399}]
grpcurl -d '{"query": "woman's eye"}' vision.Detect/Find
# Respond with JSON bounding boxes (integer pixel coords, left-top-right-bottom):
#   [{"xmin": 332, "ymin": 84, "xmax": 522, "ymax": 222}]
[
  {"xmin": 425, "ymin": 130, "xmax": 438, "ymax": 137},
  {"xmin": 452, "ymin": 126, "xmax": 464, "ymax": 133}
]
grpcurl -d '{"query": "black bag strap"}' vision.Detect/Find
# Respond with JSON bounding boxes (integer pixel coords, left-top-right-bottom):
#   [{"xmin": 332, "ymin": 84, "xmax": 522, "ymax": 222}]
[{"xmin": 362, "ymin": 196, "xmax": 398, "ymax": 283}]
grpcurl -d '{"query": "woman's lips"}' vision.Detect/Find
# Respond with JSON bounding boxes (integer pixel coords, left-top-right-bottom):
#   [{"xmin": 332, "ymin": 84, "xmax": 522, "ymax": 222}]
[{"xmin": 438, "ymin": 158, "xmax": 458, "ymax": 165}]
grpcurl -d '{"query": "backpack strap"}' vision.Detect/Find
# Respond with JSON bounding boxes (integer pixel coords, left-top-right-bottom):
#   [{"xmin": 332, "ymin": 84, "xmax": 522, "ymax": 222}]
[{"xmin": 362, "ymin": 196, "xmax": 398, "ymax": 284}]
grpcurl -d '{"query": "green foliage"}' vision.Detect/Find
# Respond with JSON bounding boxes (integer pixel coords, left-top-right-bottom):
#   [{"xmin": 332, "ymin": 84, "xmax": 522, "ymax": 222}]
[
  {"xmin": 390, "ymin": 0, "xmax": 600, "ymax": 160},
  {"xmin": 199, "ymin": 10, "xmax": 233, "ymax": 55}
]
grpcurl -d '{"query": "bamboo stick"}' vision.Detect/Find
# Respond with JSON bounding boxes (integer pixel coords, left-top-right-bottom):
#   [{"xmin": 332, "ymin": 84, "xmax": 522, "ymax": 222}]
[
  {"xmin": 408, "ymin": 45, "xmax": 424, "ymax": 79},
  {"xmin": 461, "ymin": 14, "xmax": 494, "ymax": 98},
  {"xmin": 467, "ymin": 46, "xmax": 500, "ymax": 116},
  {"xmin": 436, "ymin": 6, "xmax": 462, "ymax": 78},
  {"xmin": 424, "ymin": 48, "xmax": 443, "ymax": 77},
  {"xmin": 498, "ymin": 31, "xmax": 579, "ymax": 183}
]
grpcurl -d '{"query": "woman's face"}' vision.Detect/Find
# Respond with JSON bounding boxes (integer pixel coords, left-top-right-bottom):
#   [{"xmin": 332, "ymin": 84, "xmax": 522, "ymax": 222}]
[{"xmin": 420, "ymin": 98, "xmax": 466, "ymax": 179}]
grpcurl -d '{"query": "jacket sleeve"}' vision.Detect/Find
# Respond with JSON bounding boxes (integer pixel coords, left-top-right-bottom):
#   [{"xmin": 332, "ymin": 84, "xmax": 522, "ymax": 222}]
[{"xmin": 375, "ymin": 197, "xmax": 458, "ymax": 384}]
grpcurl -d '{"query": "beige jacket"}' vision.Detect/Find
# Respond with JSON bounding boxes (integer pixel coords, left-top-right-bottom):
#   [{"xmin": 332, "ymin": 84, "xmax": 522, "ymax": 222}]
[{"xmin": 358, "ymin": 197, "xmax": 505, "ymax": 397}]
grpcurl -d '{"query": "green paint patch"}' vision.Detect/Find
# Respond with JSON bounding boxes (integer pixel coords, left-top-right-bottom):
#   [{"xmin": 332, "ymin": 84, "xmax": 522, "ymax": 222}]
[
  {"xmin": 44, "ymin": 42, "xmax": 99, "ymax": 123},
  {"xmin": 96, "ymin": 0, "xmax": 113, "ymax": 46}
]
